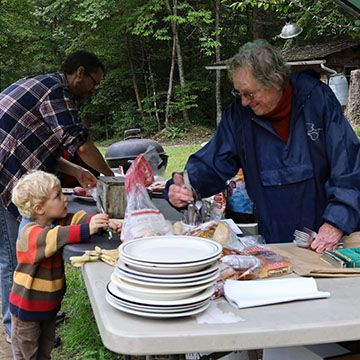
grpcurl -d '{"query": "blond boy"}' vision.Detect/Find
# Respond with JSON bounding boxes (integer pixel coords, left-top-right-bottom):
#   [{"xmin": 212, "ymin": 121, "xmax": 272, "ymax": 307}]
[{"xmin": 10, "ymin": 170, "xmax": 120, "ymax": 359}]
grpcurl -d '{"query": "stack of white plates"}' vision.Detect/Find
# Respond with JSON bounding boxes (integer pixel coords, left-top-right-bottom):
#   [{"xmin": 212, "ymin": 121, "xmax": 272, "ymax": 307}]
[{"xmin": 106, "ymin": 236, "xmax": 222, "ymax": 318}]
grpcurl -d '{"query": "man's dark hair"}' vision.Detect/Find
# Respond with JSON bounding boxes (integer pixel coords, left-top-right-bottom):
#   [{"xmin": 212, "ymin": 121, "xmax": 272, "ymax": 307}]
[{"xmin": 60, "ymin": 50, "xmax": 105, "ymax": 75}]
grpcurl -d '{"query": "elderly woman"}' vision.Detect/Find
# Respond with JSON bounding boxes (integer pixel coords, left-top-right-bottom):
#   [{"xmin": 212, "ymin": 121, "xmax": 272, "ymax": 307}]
[{"xmin": 166, "ymin": 39, "xmax": 360, "ymax": 252}]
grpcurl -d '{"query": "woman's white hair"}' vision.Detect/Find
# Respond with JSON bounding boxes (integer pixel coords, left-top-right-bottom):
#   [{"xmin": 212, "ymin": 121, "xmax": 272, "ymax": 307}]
[
  {"xmin": 227, "ymin": 39, "xmax": 290, "ymax": 90},
  {"xmin": 12, "ymin": 170, "xmax": 60, "ymax": 218}
]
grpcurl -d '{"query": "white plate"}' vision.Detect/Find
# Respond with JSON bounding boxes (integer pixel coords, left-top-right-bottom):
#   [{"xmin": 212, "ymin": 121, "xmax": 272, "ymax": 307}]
[
  {"xmin": 120, "ymin": 253, "xmax": 221, "ymax": 274},
  {"xmin": 111, "ymin": 274, "xmax": 212, "ymax": 301},
  {"xmin": 107, "ymin": 291, "xmax": 210, "ymax": 313},
  {"xmin": 107, "ymin": 281, "xmax": 214, "ymax": 306},
  {"xmin": 120, "ymin": 236, "xmax": 222, "ymax": 264},
  {"xmin": 106, "ymin": 293, "xmax": 210, "ymax": 318},
  {"xmin": 122, "ymin": 259, "xmax": 221, "ymax": 274},
  {"xmin": 107, "ymin": 282, "xmax": 211, "ymax": 310},
  {"xmin": 114, "ymin": 267, "xmax": 220, "ymax": 288},
  {"xmin": 73, "ymin": 194, "xmax": 95, "ymax": 202},
  {"xmin": 117, "ymin": 260, "xmax": 219, "ymax": 280},
  {"xmin": 116, "ymin": 263, "xmax": 219, "ymax": 284}
]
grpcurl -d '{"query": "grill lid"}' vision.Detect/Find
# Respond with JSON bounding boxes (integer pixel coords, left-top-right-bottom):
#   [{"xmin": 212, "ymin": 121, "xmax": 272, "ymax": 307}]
[{"xmin": 105, "ymin": 138, "xmax": 165, "ymax": 160}]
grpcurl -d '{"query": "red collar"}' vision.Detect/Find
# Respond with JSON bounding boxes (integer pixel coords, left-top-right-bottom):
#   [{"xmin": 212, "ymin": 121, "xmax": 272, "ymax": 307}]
[
  {"xmin": 265, "ymin": 83, "xmax": 293, "ymax": 143},
  {"xmin": 265, "ymin": 82, "xmax": 292, "ymax": 122}
]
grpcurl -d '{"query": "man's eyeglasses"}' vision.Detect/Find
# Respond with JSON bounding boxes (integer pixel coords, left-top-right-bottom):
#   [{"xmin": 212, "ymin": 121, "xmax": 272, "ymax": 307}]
[
  {"xmin": 86, "ymin": 73, "xmax": 101, "ymax": 90},
  {"xmin": 231, "ymin": 88, "xmax": 259, "ymax": 101}
]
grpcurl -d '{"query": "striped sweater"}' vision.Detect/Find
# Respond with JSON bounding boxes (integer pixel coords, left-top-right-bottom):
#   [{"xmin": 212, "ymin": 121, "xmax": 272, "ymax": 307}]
[{"xmin": 10, "ymin": 211, "xmax": 92, "ymax": 321}]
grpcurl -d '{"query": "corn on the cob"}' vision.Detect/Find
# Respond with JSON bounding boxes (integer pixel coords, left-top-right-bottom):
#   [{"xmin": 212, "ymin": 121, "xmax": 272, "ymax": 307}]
[{"xmin": 70, "ymin": 247, "xmax": 119, "ymax": 267}]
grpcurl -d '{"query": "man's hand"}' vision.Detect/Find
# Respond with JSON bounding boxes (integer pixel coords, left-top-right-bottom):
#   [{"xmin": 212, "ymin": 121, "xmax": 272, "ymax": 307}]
[
  {"xmin": 89, "ymin": 213, "xmax": 110, "ymax": 235},
  {"xmin": 76, "ymin": 167, "xmax": 97, "ymax": 189},
  {"xmin": 56, "ymin": 157, "xmax": 97, "ymax": 188},
  {"xmin": 310, "ymin": 222, "xmax": 343, "ymax": 253},
  {"xmin": 168, "ymin": 172, "xmax": 194, "ymax": 208}
]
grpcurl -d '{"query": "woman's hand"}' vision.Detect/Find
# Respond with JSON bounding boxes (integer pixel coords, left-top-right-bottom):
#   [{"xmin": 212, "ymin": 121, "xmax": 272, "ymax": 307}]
[
  {"xmin": 310, "ymin": 222, "xmax": 343, "ymax": 253},
  {"xmin": 168, "ymin": 173, "xmax": 194, "ymax": 208},
  {"xmin": 89, "ymin": 213, "xmax": 110, "ymax": 235}
]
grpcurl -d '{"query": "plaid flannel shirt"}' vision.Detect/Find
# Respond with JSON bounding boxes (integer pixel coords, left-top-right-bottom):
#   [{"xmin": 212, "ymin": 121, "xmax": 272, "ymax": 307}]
[{"xmin": 0, "ymin": 72, "xmax": 89, "ymax": 217}]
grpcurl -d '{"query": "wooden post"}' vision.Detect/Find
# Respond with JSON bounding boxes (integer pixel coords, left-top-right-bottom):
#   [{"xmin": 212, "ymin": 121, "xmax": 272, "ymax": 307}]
[{"xmin": 344, "ymin": 69, "xmax": 360, "ymax": 128}]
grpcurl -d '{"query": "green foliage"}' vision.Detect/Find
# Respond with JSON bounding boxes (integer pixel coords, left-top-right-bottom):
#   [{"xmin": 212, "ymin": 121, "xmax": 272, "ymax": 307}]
[
  {"xmin": 355, "ymin": 127, "xmax": 360, "ymax": 139},
  {"xmin": 224, "ymin": 0, "xmax": 289, "ymax": 11},
  {"xmin": 131, "ymin": 0, "xmax": 165, "ymax": 37},
  {"xmin": 1, "ymin": 0, "xmax": 358, "ymax": 139},
  {"xmin": 286, "ymin": 0, "xmax": 360, "ymax": 40},
  {"xmin": 222, "ymin": 0, "xmax": 360, "ymax": 40},
  {"xmin": 160, "ymin": 122, "xmax": 187, "ymax": 140},
  {"xmin": 110, "ymin": 101, "xmax": 144, "ymax": 139},
  {"xmin": 168, "ymin": 85, "xmax": 199, "ymax": 119}
]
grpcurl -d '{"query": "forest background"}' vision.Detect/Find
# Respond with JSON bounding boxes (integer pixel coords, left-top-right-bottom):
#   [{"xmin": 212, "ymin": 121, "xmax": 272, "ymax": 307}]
[{"xmin": 1, "ymin": 0, "xmax": 359, "ymax": 144}]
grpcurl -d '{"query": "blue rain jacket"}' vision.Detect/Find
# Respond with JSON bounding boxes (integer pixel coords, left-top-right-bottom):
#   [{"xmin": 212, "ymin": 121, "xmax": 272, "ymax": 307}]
[{"xmin": 184, "ymin": 71, "xmax": 360, "ymax": 243}]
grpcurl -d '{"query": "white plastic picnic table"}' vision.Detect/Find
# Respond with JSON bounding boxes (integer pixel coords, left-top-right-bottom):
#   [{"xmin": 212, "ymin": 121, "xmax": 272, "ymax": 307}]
[{"xmin": 81, "ymin": 249, "xmax": 360, "ymax": 356}]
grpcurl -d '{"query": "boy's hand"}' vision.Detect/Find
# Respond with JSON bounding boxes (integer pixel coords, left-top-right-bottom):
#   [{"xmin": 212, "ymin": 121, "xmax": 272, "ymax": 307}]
[
  {"xmin": 89, "ymin": 213, "xmax": 110, "ymax": 235},
  {"xmin": 109, "ymin": 219, "xmax": 123, "ymax": 234}
]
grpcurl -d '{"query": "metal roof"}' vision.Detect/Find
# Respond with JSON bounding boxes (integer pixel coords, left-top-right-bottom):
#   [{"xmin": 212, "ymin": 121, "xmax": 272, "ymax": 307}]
[
  {"xmin": 334, "ymin": 0, "xmax": 360, "ymax": 17},
  {"xmin": 280, "ymin": 37, "xmax": 360, "ymax": 61}
]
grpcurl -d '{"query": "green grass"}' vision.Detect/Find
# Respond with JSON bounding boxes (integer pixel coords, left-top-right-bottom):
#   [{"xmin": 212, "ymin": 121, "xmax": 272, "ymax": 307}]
[
  {"xmin": 53, "ymin": 144, "xmax": 200, "ymax": 359},
  {"xmin": 163, "ymin": 145, "xmax": 201, "ymax": 178}
]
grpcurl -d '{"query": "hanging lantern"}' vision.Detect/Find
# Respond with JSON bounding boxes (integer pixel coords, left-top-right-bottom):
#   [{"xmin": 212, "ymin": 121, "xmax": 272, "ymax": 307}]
[{"xmin": 329, "ymin": 74, "xmax": 349, "ymax": 106}]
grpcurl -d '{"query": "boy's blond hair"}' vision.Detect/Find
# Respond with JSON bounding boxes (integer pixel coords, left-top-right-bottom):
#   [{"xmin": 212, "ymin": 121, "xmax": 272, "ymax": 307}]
[{"xmin": 12, "ymin": 170, "xmax": 61, "ymax": 218}]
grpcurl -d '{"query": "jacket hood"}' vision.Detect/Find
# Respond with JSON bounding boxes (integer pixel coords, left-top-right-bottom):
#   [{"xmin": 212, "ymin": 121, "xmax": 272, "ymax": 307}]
[{"xmin": 290, "ymin": 70, "xmax": 321, "ymax": 107}]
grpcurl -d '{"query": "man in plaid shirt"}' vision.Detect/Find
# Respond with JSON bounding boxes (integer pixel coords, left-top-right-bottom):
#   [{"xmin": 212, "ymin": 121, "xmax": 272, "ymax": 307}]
[{"xmin": 0, "ymin": 50, "xmax": 114, "ymax": 342}]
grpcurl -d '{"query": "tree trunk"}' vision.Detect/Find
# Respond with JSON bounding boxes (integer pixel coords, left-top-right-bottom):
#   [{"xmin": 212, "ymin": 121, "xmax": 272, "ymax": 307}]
[
  {"xmin": 252, "ymin": 7, "xmax": 263, "ymax": 40},
  {"xmin": 165, "ymin": 35, "xmax": 177, "ymax": 128},
  {"xmin": 125, "ymin": 34, "xmax": 144, "ymax": 120},
  {"xmin": 215, "ymin": 0, "xmax": 222, "ymax": 126},
  {"xmin": 166, "ymin": 0, "xmax": 190, "ymax": 125},
  {"xmin": 344, "ymin": 69, "xmax": 360, "ymax": 128},
  {"xmin": 147, "ymin": 56, "xmax": 161, "ymax": 131}
]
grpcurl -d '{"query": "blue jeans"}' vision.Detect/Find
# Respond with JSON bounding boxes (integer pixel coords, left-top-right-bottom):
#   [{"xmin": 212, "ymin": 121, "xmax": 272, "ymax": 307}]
[{"xmin": 0, "ymin": 201, "xmax": 18, "ymax": 336}]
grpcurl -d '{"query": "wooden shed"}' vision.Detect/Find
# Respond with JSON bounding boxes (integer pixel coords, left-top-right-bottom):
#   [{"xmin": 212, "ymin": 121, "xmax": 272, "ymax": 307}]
[{"xmin": 280, "ymin": 36, "xmax": 360, "ymax": 81}]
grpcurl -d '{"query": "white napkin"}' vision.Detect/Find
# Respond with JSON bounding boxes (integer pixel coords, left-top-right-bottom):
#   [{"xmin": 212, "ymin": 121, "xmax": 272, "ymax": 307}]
[{"xmin": 224, "ymin": 277, "xmax": 330, "ymax": 309}]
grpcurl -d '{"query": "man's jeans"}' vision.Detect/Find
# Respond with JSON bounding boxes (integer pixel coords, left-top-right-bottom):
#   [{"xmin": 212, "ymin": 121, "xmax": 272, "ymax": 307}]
[{"xmin": 0, "ymin": 202, "xmax": 18, "ymax": 336}]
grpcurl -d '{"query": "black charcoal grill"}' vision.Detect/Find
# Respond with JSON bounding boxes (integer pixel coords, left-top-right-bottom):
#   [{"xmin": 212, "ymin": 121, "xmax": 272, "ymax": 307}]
[{"xmin": 105, "ymin": 129, "xmax": 168, "ymax": 174}]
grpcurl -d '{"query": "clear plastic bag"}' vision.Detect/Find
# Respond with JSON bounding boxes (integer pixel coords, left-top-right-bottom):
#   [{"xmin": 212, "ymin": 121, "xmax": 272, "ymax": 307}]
[
  {"xmin": 217, "ymin": 233, "xmax": 291, "ymax": 281},
  {"xmin": 202, "ymin": 192, "xmax": 227, "ymax": 222},
  {"xmin": 219, "ymin": 255, "xmax": 261, "ymax": 280},
  {"xmin": 176, "ymin": 220, "xmax": 238, "ymax": 245},
  {"xmin": 121, "ymin": 149, "xmax": 172, "ymax": 241},
  {"xmin": 240, "ymin": 245, "xmax": 292, "ymax": 278}
]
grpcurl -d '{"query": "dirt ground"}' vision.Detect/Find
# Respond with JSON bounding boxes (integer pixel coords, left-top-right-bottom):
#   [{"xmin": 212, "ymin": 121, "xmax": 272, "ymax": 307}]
[
  {"xmin": 0, "ymin": 299, "xmax": 12, "ymax": 360},
  {"xmin": 0, "ymin": 328, "xmax": 12, "ymax": 360}
]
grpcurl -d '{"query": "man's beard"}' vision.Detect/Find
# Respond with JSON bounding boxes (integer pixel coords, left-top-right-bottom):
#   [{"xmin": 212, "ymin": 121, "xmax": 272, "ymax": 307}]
[{"xmin": 73, "ymin": 95, "xmax": 90, "ymax": 106}]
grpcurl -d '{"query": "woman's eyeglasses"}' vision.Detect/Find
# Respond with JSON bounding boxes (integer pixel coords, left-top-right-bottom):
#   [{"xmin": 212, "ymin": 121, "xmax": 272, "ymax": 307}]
[{"xmin": 231, "ymin": 88, "xmax": 260, "ymax": 101}]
